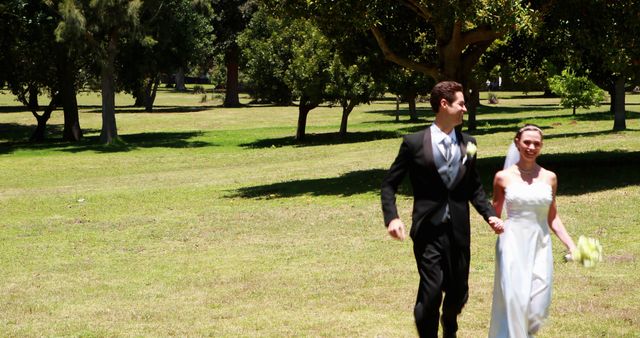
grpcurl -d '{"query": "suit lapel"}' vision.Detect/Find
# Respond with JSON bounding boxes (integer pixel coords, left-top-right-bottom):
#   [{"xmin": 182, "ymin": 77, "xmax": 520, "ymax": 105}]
[{"xmin": 422, "ymin": 127, "xmax": 437, "ymax": 172}]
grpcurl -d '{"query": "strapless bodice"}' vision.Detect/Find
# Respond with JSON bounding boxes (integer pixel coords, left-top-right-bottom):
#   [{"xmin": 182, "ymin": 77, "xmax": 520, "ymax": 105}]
[{"xmin": 505, "ymin": 181, "xmax": 552, "ymax": 230}]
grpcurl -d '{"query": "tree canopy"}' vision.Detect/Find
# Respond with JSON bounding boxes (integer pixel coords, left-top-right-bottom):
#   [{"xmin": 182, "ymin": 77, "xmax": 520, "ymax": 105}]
[{"xmin": 269, "ymin": 0, "xmax": 538, "ymax": 130}]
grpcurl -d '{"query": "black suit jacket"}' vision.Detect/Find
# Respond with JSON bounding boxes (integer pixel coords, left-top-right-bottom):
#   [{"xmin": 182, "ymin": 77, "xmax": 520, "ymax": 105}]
[{"xmin": 381, "ymin": 127, "xmax": 496, "ymax": 246}]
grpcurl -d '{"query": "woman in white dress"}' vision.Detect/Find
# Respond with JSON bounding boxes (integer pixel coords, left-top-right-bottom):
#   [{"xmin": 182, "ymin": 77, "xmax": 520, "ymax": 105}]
[{"xmin": 489, "ymin": 125, "xmax": 577, "ymax": 338}]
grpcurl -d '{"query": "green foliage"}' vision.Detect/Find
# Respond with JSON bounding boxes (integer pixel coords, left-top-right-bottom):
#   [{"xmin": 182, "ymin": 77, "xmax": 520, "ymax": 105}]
[
  {"xmin": 117, "ymin": 0, "xmax": 214, "ymax": 102},
  {"xmin": 239, "ymin": 9, "xmax": 334, "ymax": 107},
  {"xmin": 237, "ymin": 8, "xmax": 295, "ymax": 104},
  {"xmin": 273, "ymin": 0, "xmax": 538, "ymax": 83},
  {"xmin": 0, "ymin": 0, "xmax": 81, "ymax": 104},
  {"xmin": 325, "ymin": 54, "xmax": 386, "ymax": 108},
  {"xmin": 548, "ymin": 69, "xmax": 605, "ymax": 114},
  {"xmin": 211, "ymin": 0, "xmax": 257, "ymax": 52},
  {"xmin": 541, "ymin": 0, "xmax": 640, "ymax": 91},
  {"xmin": 284, "ymin": 21, "xmax": 332, "ymax": 106},
  {"xmin": 384, "ymin": 66, "xmax": 434, "ymax": 100}
]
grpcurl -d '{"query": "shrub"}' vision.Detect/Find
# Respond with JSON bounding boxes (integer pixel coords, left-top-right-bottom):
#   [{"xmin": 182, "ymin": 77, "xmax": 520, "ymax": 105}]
[
  {"xmin": 488, "ymin": 92, "xmax": 499, "ymax": 104},
  {"xmin": 548, "ymin": 68, "xmax": 605, "ymax": 115},
  {"xmin": 192, "ymin": 85, "xmax": 206, "ymax": 94}
]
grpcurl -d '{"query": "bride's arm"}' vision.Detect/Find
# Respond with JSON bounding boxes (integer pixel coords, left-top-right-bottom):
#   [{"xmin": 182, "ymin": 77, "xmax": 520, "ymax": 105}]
[
  {"xmin": 492, "ymin": 171, "xmax": 506, "ymax": 218},
  {"xmin": 487, "ymin": 171, "xmax": 506, "ymax": 234},
  {"xmin": 547, "ymin": 172, "xmax": 577, "ymax": 253}
]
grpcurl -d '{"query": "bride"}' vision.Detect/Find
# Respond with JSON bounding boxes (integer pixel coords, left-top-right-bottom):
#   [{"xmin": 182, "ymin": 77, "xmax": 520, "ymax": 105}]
[{"xmin": 489, "ymin": 124, "xmax": 577, "ymax": 337}]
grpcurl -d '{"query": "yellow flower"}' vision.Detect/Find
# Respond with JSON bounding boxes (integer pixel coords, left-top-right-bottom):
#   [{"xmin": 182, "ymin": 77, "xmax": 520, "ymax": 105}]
[{"xmin": 466, "ymin": 142, "xmax": 477, "ymax": 157}]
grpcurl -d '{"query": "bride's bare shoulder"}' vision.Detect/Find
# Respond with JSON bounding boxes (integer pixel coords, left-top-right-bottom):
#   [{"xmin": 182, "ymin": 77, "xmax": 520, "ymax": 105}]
[
  {"xmin": 494, "ymin": 166, "xmax": 516, "ymax": 186},
  {"xmin": 539, "ymin": 167, "xmax": 558, "ymax": 186}
]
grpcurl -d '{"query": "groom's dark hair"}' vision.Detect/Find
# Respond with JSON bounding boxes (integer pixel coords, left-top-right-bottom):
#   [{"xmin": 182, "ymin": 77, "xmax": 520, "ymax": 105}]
[{"xmin": 430, "ymin": 81, "xmax": 464, "ymax": 113}]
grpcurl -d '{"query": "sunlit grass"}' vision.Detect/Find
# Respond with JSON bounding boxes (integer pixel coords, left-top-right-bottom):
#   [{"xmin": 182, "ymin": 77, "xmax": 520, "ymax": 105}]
[{"xmin": 0, "ymin": 89, "xmax": 639, "ymax": 336}]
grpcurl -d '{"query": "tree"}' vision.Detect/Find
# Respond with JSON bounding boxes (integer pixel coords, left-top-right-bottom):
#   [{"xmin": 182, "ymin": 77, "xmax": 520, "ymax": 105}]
[
  {"xmin": 384, "ymin": 66, "xmax": 433, "ymax": 122},
  {"xmin": 283, "ymin": 19, "xmax": 333, "ymax": 141},
  {"xmin": 211, "ymin": 0, "xmax": 257, "ymax": 107},
  {"xmin": 54, "ymin": 0, "xmax": 144, "ymax": 144},
  {"xmin": 270, "ymin": 0, "xmax": 536, "ymax": 130},
  {"xmin": 118, "ymin": 0, "xmax": 214, "ymax": 112},
  {"xmin": 238, "ymin": 9, "xmax": 334, "ymax": 141},
  {"xmin": 548, "ymin": 69, "xmax": 605, "ymax": 115},
  {"xmin": 0, "ymin": 0, "xmax": 84, "ymax": 141},
  {"xmin": 326, "ymin": 54, "xmax": 386, "ymax": 137},
  {"xmin": 237, "ymin": 7, "xmax": 294, "ymax": 105},
  {"xmin": 541, "ymin": 0, "xmax": 640, "ymax": 131}
]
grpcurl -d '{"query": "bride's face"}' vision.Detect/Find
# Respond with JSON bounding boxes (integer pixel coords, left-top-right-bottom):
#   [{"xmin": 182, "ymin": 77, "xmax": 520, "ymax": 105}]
[{"xmin": 516, "ymin": 130, "xmax": 543, "ymax": 160}]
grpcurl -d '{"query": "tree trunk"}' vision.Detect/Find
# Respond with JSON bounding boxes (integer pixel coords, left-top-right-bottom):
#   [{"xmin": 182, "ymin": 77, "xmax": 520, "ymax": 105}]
[
  {"xmin": 609, "ymin": 89, "xmax": 615, "ymax": 114},
  {"xmin": 573, "ymin": 106, "xmax": 576, "ymax": 115},
  {"xmin": 467, "ymin": 79, "xmax": 480, "ymax": 131},
  {"xmin": 613, "ymin": 76, "xmax": 626, "ymax": 131},
  {"xmin": 296, "ymin": 96, "xmax": 317, "ymax": 142},
  {"xmin": 30, "ymin": 94, "xmax": 58, "ymax": 142},
  {"xmin": 223, "ymin": 43, "xmax": 241, "ymax": 107},
  {"xmin": 407, "ymin": 91, "xmax": 418, "ymax": 121},
  {"xmin": 57, "ymin": 49, "xmax": 82, "ymax": 142},
  {"xmin": 133, "ymin": 87, "xmax": 145, "ymax": 107},
  {"xmin": 144, "ymin": 75, "xmax": 160, "ymax": 112},
  {"xmin": 100, "ymin": 32, "xmax": 119, "ymax": 144},
  {"xmin": 339, "ymin": 99, "xmax": 357, "ymax": 137},
  {"xmin": 395, "ymin": 95, "xmax": 400, "ymax": 122},
  {"xmin": 175, "ymin": 67, "xmax": 186, "ymax": 91}
]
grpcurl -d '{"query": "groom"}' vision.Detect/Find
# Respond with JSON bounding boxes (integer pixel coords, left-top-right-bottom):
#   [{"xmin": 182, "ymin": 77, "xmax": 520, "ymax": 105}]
[{"xmin": 381, "ymin": 81, "xmax": 503, "ymax": 337}]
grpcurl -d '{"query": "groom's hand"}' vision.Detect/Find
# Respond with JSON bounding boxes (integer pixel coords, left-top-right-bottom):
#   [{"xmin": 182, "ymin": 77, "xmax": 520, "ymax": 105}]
[
  {"xmin": 387, "ymin": 218, "xmax": 406, "ymax": 241},
  {"xmin": 488, "ymin": 216, "xmax": 504, "ymax": 234}
]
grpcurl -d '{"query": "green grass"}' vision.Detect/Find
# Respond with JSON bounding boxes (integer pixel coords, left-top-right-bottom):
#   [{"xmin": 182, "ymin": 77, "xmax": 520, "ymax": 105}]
[{"xmin": 1, "ymin": 89, "xmax": 639, "ymax": 336}]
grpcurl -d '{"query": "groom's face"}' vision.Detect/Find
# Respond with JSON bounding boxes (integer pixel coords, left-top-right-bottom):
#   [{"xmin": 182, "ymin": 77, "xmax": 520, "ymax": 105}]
[{"xmin": 440, "ymin": 91, "xmax": 466, "ymax": 126}]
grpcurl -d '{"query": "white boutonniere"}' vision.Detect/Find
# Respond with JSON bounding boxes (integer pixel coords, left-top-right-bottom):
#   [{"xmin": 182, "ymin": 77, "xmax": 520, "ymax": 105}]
[
  {"xmin": 463, "ymin": 142, "xmax": 477, "ymax": 164},
  {"xmin": 466, "ymin": 142, "xmax": 477, "ymax": 157}
]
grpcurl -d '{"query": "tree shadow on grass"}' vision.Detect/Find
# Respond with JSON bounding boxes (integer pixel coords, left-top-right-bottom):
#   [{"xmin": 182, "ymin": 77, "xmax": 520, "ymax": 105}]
[
  {"xmin": 572, "ymin": 110, "xmax": 640, "ymax": 122},
  {"xmin": 80, "ymin": 105, "xmax": 217, "ymax": 114},
  {"xmin": 230, "ymin": 169, "xmax": 411, "ymax": 199},
  {"xmin": 231, "ymin": 150, "xmax": 640, "ymax": 200},
  {"xmin": 0, "ymin": 104, "xmax": 216, "ymax": 114},
  {"xmin": 538, "ymin": 150, "xmax": 640, "ymax": 196},
  {"xmin": 544, "ymin": 128, "xmax": 640, "ymax": 140},
  {"xmin": 0, "ymin": 122, "xmax": 58, "ymax": 142},
  {"xmin": 469, "ymin": 110, "xmax": 640, "ymax": 136},
  {"xmin": 0, "ymin": 106, "xmax": 33, "ymax": 113},
  {"xmin": 364, "ymin": 108, "xmax": 433, "ymax": 119},
  {"xmin": 240, "ymin": 130, "xmax": 403, "ymax": 149},
  {"xmin": 0, "ymin": 129, "xmax": 215, "ymax": 154},
  {"xmin": 476, "ymin": 104, "xmax": 560, "ymax": 115}
]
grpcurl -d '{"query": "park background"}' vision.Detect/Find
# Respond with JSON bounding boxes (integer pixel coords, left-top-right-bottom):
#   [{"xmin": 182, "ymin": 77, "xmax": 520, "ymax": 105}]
[
  {"xmin": 2, "ymin": 89, "xmax": 639, "ymax": 336},
  {"xmin": 2, "ymin": 0, "xmax": 640, "ymax": 336}
]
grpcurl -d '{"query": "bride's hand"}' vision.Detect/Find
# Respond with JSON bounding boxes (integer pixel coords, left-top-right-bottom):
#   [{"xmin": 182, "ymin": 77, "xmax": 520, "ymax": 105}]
[{"xmin": 488, "ymin": 216, "xmax": 504, "ymax": 234}]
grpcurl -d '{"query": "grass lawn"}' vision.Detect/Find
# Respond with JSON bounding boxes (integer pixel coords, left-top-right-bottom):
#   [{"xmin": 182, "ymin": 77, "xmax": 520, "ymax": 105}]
[{"xmin": 1, "ymin": 88, "xmax": 639, "ymax": 336}]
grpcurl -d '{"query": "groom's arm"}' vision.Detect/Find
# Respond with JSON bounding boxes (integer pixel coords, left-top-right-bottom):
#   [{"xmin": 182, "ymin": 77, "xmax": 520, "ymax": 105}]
[
  {"xmin": 465, "ymin": 137, "xmax": 498, "ymax": 222},
  {"xmin": 469, "ymin": 162, "xmax": 504, "ymax": 233},
  {"xmin": 381, "ymin": 138, "xmax": 411, "ymax": 227}
]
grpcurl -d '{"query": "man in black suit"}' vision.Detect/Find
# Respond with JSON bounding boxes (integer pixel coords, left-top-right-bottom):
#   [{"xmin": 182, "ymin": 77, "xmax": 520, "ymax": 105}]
[{"xmin": 381, "ymin": 81, "xmax": 503, "ymax": 338}]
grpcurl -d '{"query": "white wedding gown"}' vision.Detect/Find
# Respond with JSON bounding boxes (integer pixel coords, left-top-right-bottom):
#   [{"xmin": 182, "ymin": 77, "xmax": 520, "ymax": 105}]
[{"xmin": 489, "ymin": 181, "xmax": 554, "ymax": 338}]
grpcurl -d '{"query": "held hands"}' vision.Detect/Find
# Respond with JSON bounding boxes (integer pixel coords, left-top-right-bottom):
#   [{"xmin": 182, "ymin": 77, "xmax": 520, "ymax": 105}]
[
  {"xmin": 387, "ymin": 218, "xmax": 406, "ymax": 241},
  {"xmin": 488, "ymin": 216, "xmax": 504, "ymax": 234}
]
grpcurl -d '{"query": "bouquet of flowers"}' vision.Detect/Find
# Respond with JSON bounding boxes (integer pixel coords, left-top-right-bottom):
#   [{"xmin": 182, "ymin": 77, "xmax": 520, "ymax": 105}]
[{"xmin": 570, "ymin": 236, "xmax": 603, "ymax": 268}]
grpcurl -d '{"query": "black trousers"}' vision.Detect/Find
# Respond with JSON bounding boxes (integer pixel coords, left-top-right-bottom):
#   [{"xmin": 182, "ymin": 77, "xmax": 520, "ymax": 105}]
[{"xmin": 412, "ymin": 224, "xmax": 470, "ymax": 338}]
